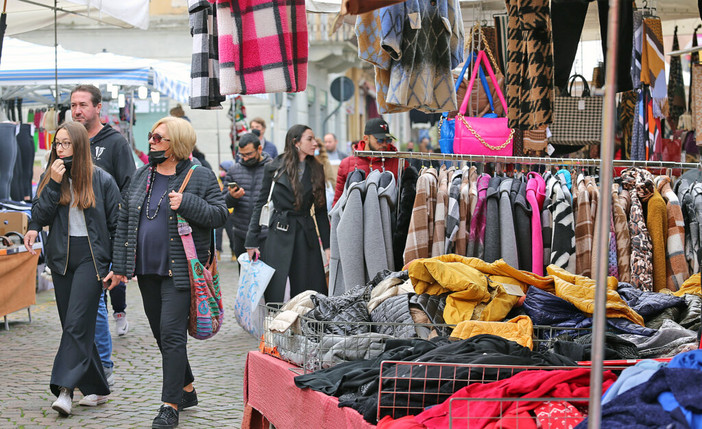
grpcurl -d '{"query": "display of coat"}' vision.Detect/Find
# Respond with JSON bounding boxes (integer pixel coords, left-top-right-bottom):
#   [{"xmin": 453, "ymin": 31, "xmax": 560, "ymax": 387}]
[
  {"xmin": 498, "ymin": 178, "xmax": 519, "ymax": 268},
  {"xmin": 431, "ymin": 167, "xmax": 449, "ymax": 257},
  {"xmin": 574, "ymin": 174, "xmax": 593, "ymax": 278},
  {"xmin": 332, "ymin": 172, "xmax": 367, "ymax": 295},
  {"xmin": 446, "ymin": 171, "xmax": 462, "ymax": 254},
  {"xmin": 656, "ymin": 176, "xmax": 689, "ymax": 291},
  {"xmin": 621, "ymin": 168, "xmax": 655, "ymax": 291},
  {"xmin": 514, "ymin": 180, "xmax": 532, "ymax": 272},
  {"xmin": 377, "ymin": 171, "xmax": 397, "ymax": 272},
  {"xmin": 526, "ymin": 172, "xmax": 546, "ymax": 275},
  {"xmin": 404, "ymin": 168, "xmax": 438, "ymax": 264},
  {"xmin": 467, "ymin": 173, "xmax": 490, "ymax": 259},
  {"xmin": 647, "ymin": 189, "xmax": 669, "ymax": 292},
  {"xmin": 455, "ymin": 168, "xmax": 470, "ymax": 255},
  {"xmin": 612, "ymin": 184, "xmax": 632, "ymax": 283},
  {"xmin": 484, "ymin": 176, "xmax": 503, "ymax": 263}
]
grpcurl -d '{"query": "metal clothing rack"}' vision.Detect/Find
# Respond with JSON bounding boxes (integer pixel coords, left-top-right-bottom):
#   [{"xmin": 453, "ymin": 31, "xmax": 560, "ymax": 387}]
[{"xmin": 355, "ymin": 150, "xmax": 701, "ymax": 170}]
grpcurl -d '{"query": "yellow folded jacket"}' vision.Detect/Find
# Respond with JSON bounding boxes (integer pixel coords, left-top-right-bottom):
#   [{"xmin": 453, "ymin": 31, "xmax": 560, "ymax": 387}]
[
  {"xmin": 450, "ymin": 315, "xmax": 534, "ymax": 349},
  {"xmin": 674, "ymin": 273, "xmax": 701, "ymax": 296}
]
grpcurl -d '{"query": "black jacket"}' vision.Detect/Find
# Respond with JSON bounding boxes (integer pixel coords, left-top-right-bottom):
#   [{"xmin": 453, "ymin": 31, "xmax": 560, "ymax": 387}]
[
  {"xmin": 29, "ymin": 167, "xmax": 121, "ymax": 280},
  {"xmin": 223, "ymin": 152, "xmax": 272, "ymax": 239},
  {"xmin": 112, "ymin": 160, "xmax": 228, "ymax": 290},
  {"xmin": 91, "ymin": 124, "xmax": 136, "ymax": 192}
]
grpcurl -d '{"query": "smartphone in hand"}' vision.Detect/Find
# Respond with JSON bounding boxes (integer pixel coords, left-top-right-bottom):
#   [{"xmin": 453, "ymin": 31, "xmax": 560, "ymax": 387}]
[{"xmin": 227, "ymin": 182, "xmax": 239, "ymax": 190}]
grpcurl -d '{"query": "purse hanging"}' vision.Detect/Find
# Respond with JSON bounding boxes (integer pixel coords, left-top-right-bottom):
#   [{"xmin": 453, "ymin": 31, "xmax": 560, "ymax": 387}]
[
  {"xmin": 549, "ymin": 74, "xmax": 604, "ymax": 146},
  {"xmin": 258, "ymin": 170, "xmax": 279, "ymax": 227},
  {"xmin": 454, "ymin": 50, "xmax": 514, "ymax": 156},
  {"xmin": 177, "ymin": 166, "xmax": 224, "ymax": 340},
  {"xmin": 439, "ymin": 52, "xmax": 494, "ymax": 154}
]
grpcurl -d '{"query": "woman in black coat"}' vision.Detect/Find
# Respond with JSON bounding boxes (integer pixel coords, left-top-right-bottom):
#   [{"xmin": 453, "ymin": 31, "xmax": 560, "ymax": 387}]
[
  {"xmin": 246, "ymin": 124, "xmax": 331, "ymax": 302},
  {"xmin": 23, "ymin": 121, "xmax": 120, "ymax": 416},
  {"xmin": 104, "ymin": 116, "xmax": 227, "ymax": 429}
]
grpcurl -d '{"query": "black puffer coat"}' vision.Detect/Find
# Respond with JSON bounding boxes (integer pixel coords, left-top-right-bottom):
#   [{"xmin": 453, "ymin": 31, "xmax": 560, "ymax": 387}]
[
  {"xmin": 112, "ymin": 160, "xmax": 228, "ymax": 290},
  {"xmin": 223, "ymin": 153, "xmax": 271, "ymax": 239},
  {"xmin": 29, "ymin": 167, "xmax": 120, "ymax": 280}
]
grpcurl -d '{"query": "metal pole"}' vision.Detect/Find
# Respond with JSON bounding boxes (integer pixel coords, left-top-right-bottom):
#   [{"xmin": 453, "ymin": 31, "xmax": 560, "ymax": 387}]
[
  {"xmin": 588, "ymin": 0, "xmax": 620, "ymax": 426},
  {"xmin": 216, "ymin": 107, "xmax": 221, "ymax": 169}
]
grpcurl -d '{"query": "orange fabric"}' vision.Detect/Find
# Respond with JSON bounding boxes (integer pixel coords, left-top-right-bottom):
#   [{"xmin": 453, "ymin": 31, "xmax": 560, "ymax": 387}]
[{"xmin": 0, "ymin": 252, "xmax": 39, "ymax": 318}]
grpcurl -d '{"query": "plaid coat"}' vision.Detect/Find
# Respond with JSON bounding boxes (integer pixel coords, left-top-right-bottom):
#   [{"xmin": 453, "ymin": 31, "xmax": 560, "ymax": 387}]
[
  {"xmin": 404, "ymin": 168, "xmax": 438, "ymax": 265},
  {"xmin": 431, "ymin": 167, "xmax": 449, "ymax": 257},
  {"xmin": 189, "ymin": 0, "xmax": 226, "ymax": 109},
  {"xmin": 455, "ymin": 167, "xmax": 471, "ymax": 256},
  {"xmin": 612, "ymin": 184, "xmax": 631, "ymax": 283},
  {"xmin": 574, "ymin": 174, "xmax": 593, "ymax": 278},
  {"xmin": 446, "ymin": 170, "xmax": 462, "ymax": 254},
  {"xmin": 215, "ymin": 0, "xmax": 307, "ymax": 95},
  {"xmin": 657, "ymin": 177, "xmax": 689, "ymax": 291}
]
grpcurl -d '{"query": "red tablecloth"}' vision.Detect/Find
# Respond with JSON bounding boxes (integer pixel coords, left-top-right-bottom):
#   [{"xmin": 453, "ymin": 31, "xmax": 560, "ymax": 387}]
[{"xmin": 243, "ymin": 351, "xmax": 376, "ymax": 429}]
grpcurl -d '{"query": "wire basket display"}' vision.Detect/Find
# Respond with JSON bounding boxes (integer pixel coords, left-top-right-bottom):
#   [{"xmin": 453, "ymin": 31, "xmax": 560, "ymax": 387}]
[{"xmin": 261, "ymin": 303, "xmax": 454, "ymax": 373}]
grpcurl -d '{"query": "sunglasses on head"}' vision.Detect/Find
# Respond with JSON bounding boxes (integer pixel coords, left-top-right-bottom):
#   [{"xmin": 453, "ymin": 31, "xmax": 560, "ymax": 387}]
[{"xmin": 148, "ymin": 132, "xmax": 171, "ymax": 144}]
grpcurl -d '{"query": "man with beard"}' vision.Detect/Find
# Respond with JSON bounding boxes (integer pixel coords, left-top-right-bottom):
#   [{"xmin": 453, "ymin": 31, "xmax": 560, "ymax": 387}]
[
  {"xmin": 223, "ymin": 132, "xmax": 272, "ymax": 261},
  {"xmin": 69, "ymin": 85, "xmax": 135, "ymax": 394}
]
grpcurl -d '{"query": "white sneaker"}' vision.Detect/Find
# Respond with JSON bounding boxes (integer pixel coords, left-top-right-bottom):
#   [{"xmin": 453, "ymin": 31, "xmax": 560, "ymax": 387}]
[
  {"xmin": 79, "ymin": 394, "xmax": 109, "ymax": 406},
  {"xmin": 114, "ymin": 312, "xmax": 129, "ymax": 336},
  {"xmin": 51, "ymin": 387, "xmax": 72, "ymax": 416},
  {"xmin": 103, "ymin": 366, "xmax": 115, "ymax": 387}
]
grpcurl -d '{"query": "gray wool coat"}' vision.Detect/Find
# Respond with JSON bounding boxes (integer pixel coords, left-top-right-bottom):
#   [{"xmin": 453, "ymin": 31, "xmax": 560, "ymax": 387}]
[
  {"xmin": 499, "ymin": 178, "xmax": 519, "ymax": 269},
  {"xmin": 377, "ymin": 171, "xmax": 397, "ymax": 272}
]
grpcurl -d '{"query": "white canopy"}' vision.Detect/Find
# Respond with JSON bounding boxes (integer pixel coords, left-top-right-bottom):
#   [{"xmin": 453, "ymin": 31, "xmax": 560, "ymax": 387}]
[
  {"xmin": 5, "ymin": 0, "xmax": 149, "ymax": 34},
  {"xmin": 0, "ymin": 37, "xmax": 190, "ymax": 104}
]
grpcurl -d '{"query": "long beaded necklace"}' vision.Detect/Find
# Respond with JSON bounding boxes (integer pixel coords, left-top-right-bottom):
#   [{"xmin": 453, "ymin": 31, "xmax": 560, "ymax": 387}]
[{"xmin": 145, "ymin": 167, "xmax": 169, "ymax": 220}]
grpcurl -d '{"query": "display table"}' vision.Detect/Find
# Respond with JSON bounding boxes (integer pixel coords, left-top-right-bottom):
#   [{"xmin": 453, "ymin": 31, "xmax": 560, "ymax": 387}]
[
  {"xmin": 243, "ymin": 351, "xmax": 376, "ymax": 429},
  {"xmin": 0, "ymin": 250, "xmax": 39, "ymax": 329}
]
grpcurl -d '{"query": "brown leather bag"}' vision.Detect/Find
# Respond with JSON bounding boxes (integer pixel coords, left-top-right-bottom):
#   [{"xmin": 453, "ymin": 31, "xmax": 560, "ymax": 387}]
[{"xmin": 343, "ymin": 0, "xmax": 407, "ymax": 15}]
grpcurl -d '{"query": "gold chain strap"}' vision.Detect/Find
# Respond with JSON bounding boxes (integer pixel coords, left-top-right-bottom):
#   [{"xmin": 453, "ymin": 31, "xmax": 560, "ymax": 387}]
[
  {"xmin": 469, "ymin": 23, "xmax": 500, "ymax": 77},
  {"xmin": 456, "ymin": 114, "xmax": 514, "ymax": 151}
]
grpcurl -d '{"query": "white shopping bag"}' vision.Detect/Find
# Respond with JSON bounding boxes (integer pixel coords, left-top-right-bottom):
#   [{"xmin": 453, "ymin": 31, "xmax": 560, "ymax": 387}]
[{"xmin": 234, "ymin": 253, "xmax": 275, "ymax": 338}]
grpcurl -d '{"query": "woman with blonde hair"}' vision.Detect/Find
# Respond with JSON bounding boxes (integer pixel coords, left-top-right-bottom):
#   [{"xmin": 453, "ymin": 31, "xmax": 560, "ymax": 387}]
[
  {"xmin": 104, "ymin": 116, "xmax": 227, "ymax": 428},
  {"xmin": 24, "ymin": 121, "xmax": 121, "ymax": 416}
]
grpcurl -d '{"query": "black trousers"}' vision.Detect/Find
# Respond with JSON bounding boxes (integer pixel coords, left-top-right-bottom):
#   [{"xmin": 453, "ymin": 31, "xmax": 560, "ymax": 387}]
[
  {"xmin": 215, "ymin": 213, "xmax": 236, "ymax": 253},
  {"xmin": 51, "ymin": 237, "xmax": 110, "ymax": 397},
  {"xmin": 108, "ymin": 281, "xmax": 127, "ymax": 313},
  {"xmin": 551, "ymin": 0, "xmax": 633, "ymax": 93},
  {"xmin": 138, "ymin": 275, "xmax": 194, "ymax": 404}
]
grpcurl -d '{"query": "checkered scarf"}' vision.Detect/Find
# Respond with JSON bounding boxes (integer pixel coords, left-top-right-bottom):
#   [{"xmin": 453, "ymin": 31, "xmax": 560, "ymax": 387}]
[
  {"xmin": 215, "ymin": 0, "xmax": 308, "ymax": 95},
  {"xmin": 189, "ymin": 0, "xmax": 226, "ymax": 109}
]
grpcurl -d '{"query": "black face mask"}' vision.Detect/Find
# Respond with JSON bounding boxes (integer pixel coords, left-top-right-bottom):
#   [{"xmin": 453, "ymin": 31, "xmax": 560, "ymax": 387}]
[
  {"xmin": 148, "ymin": 150, "xmax": 169, "ymax": 165},
  {"xmin": 241, "ymin": 157, "xmax": 259, "ymax": 167},
  {"xmin": 61, "ymin": 156, "xmax": 73, "ymax": 177}
]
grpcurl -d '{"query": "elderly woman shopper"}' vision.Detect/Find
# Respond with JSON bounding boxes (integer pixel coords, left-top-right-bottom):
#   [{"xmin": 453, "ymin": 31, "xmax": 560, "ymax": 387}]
[
  {"xmin": 23, "ymin": 122, "xmax": 120, "ymax": 416},
  {"xmin": 104, "ymin": 117, "xmax": 227, "ymax": 429},
  {"xmin": 246, "ymin": 124, "xmax": 330, "ymax": 302}
]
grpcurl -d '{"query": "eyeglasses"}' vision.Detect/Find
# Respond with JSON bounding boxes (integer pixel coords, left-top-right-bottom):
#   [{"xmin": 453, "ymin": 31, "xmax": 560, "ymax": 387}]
[
  {"xmin": 54, "ymin": 140, "xmax": 72, "ymax": 149},
  {"xmin": 148, "ymin": 132, "xmax": 171, "ymax": 144},
  {"xmin": 376, "ymin": 137, "xmax": 393, "ymax": 143}
]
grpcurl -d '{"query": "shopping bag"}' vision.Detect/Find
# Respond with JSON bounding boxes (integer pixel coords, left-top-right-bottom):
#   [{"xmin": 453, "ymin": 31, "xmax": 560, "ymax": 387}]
[
  {"xmin": 234, "ymin": 253, "xmax": 275, "ymax": 338},
  {"xmin": 549, "ymin": 74, "xmax": 604, "ymax": 145},
  {"xmin": 454, "ymin": 50, "xmax": 514, "ymax": 156}
]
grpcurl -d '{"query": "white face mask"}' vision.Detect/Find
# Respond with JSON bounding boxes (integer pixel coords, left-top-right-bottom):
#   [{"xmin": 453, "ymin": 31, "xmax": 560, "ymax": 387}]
[{"xmin": 314, "ymin": 149, "xmax": 320, "ymax": 156}]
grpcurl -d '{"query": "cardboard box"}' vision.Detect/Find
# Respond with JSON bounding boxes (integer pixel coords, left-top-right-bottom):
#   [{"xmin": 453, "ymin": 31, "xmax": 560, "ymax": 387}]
[{"xmin": 0, "ymin": 212, "xmax": 29, "ymax": 236}]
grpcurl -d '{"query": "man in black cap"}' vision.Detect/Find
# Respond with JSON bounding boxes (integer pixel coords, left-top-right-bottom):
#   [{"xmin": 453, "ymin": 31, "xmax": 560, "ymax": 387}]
[
  {"xmin": 222, "ymin": 132, "xmax": 272, "ymax": 261},
  {"xmin": 332, "ymin": 117, "xmax": 399, "ymax": 206}
]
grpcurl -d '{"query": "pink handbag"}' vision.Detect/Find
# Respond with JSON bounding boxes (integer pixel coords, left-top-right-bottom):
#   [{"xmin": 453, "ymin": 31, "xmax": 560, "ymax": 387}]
[{"xmin": 454, "ymin": 50, "xmax": 514, "ymax": 156}]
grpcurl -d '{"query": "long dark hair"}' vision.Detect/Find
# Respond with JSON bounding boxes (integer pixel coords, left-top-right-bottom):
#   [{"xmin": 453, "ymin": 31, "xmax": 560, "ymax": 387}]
[
  {"xmin": 281, "ymin": 124, "xmax": 326, "ymax": 210},
  {"xmin": 37, "ymin": 122, "xmax": 95, "ymax": 209}
]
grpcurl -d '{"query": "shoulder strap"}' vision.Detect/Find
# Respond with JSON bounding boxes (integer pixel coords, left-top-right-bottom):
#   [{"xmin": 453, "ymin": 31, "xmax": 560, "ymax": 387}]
[{"xmin": 178, "ymin": 165, "xmax": 198, "ymax": 193}]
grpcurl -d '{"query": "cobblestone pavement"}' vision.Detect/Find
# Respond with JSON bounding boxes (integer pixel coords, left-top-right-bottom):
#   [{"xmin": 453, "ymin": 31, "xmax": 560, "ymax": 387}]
[{"xmin": 0, "ymin": 243, "xmax": 260, "ymax": 428}]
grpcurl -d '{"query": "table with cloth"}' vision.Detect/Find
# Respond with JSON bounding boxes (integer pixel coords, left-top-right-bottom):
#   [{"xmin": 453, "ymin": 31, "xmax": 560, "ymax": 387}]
[
  {"xmin": 0, "ymin": 250, "xmax": 39, "ymax": 328},
  {"xmin": 243, "ymin": 351, "xmax": 376, "ymax": 429}
]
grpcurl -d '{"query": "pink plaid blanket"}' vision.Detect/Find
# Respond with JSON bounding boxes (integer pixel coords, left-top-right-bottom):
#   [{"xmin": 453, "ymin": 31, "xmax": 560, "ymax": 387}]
[{"xmin": 214, "ymin": 0, "xmax": 308, "ymax": 94}]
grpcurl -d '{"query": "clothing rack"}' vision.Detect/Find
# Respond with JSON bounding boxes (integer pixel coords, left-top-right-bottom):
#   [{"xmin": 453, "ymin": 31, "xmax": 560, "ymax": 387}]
[{"xmin": 355, "ymin": 150, "xmax": 701, "ymax": 170}]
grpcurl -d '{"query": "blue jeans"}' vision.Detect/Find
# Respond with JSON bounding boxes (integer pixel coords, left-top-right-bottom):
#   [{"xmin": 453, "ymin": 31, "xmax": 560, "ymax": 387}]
[{"xmin": 94, "ymin": 291, "xmax": 113, "ymax": 369}]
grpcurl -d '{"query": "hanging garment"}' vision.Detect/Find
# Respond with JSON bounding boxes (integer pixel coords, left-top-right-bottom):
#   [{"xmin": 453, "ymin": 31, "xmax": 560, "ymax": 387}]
[
  {"xmin": 631, "ymin": 10, "xmax": 643, "ymax": 89},
  {"xmin": 526, "ymin": 172, "xmax": 545, "ymax": 275},
  {"xmin": 640, "ymin": 16, "xmax": 666, "ymax": 101},
  {"xmin": 377, "ymin": 170, "xmax": 397, "ymax": 272},
  {"xmin": 377, "ymin": 0, "xmax": 464, "ymax": 113},
  {"xmin": 404, "ymin": 168, "xmax": 439, "ymax": 264},
  {"xmin": 504, "ymin": 0, "xmax": 554, "ymax": 130},
  {"xmin": 657, "ymin": 176, "xmax": 689, "ymax": 291},
  {"xmin": 455, "ymin": 167, "xmax": 471, "ymax": 256},
  {"xmin": 446, "ymin": 170, "xmax": 462, "ymax": 254},
  {"xmin": 468, "ymin": 166, "xmax": 478, "ymax": 217},
  {"xmin": 586, "ymin": 176, "xmax": 600, "ymax": 276},
  {"xmin": 542, "ymin": 172, "xmax": 554, "ymax": 273},
  {"xmin": 646, "ymin": 189, "xmax": 668, "ymax": 292},
  {"xmin": 612, "ymin": 184, "xmax": 632, "ymax": 283},
  {"xmin": 215, "ymin": 0, "xmax": 307, "ymax": 95},
  {"xmin": 621, "ymin": 168, "xmax": 654, "ymax": 291},
  {"xmin": 675, "ymin": 179, "xmax": 699, "ymax": 275},
  {"xmin": 549, "ymin": 174, "xmax": 576, "ymax": 273},
  {"xmin": 494, "ymin": 14, "xmax": 508, "ymax": 75},
  {"xmin": 618, "ymin": 90, "xmax": 637, "ymax": 160},
  {"xmin": 484, "ymin": 175, "xmax": 503, "ymax": 263},
  {"xmin": 467, "ymin": 174, "xmax": 490, "ymax": 259},
  {"xmin": 189, "ymin": 0, "xmax": 226, "ymax": 109},
  {"xmin": 513, "ymin": 180, "xmax": 532, "ymax": 272},
  {"xmin": 574, "ymin": 174, "xmax": 593, "ymax": 278},
  {"xmin": 693, "ymin": 64, "xmax": 702, "ymax": 144},
  {"xmin": 668, "ymin": 26, "xmax": 686, "ymax": 127},
  {"xmin": 431, "ymin": 167, "xmax": 449, "ymax": 257},
  {"xmin": 608, "ymin": 216, "xmax": 619, "ymax": 278},
  {"xmin": 364, "ymin": 170, "xmax": 390, "ymax": 281},
  {"xmin": 631, "ymin": 89, "xmax": 646, "ymax": 160}
]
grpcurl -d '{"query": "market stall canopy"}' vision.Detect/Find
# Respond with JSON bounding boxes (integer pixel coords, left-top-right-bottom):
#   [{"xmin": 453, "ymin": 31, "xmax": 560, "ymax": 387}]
[
  {"xmin": 5, "ymin": 0, "xmax": 149, "ymax": 34},
  {"xmin": 0, "ymin": 37, "xmax": 189, "ymax": 103}
]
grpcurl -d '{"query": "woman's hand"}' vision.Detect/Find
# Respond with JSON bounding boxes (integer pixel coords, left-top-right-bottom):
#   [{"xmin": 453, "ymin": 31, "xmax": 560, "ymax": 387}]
[
  {"xmin": 168, "ymin": 191, "xmax": 183, "ymax": 211},
  {"xmin": 50, "ymin": 159, "xmax": 66, "ymax": 183},
  {"xmin": 247, "ymin": 248, "xmax": 260, "ymax": 262},
  {"xmin": 23, "ymin": 230, "xmax": 38, "ymax": 255},
  {"xmin": 103, "ymin": 271, "xmax": 128, "ymax": 290}
]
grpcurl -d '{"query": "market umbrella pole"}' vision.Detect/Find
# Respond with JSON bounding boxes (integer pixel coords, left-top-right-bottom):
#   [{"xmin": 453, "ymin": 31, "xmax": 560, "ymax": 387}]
[
  {"xmin": 588, "ymin": 0, "xmax": 620, "ymax": 426},
  {"xmin": 0, "ymin": 0, "xmax": 8, "ymax": 65}
]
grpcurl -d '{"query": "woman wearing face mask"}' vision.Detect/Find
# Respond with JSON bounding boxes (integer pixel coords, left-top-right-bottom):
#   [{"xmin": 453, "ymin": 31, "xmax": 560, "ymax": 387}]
[
  {"xmin": 246, "ymin": 124, "xmax": 331, "ymax": 302},
  {"xmin": 103, "ymin": 116, "xmax": 227, "ymax": 429},
  {"xmin": 23, "ymin": 121, "xmax": 121, "ymax": 416}
]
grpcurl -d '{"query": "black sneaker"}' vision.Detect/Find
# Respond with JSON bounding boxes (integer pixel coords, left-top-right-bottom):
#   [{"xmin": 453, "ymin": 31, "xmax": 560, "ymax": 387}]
[
  {"xmin": 180, "ymin": 388, "xmax": 198, "ymax": 410},
  {"xmin": 152, "ymin": 405, "xmax": 179, "ymax": 429}
]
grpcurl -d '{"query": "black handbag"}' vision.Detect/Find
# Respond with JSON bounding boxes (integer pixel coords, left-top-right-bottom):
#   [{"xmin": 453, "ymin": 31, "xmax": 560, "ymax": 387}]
[{"xmin": 549, "ymin": 74, "xmax": 604, "ymax": 146}]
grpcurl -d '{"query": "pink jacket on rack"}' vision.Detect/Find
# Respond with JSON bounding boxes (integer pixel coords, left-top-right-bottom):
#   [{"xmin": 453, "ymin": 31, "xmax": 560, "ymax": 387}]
[{"xmin": 526, "ymin": 172, "xmax": 546, "ymax": 275}]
